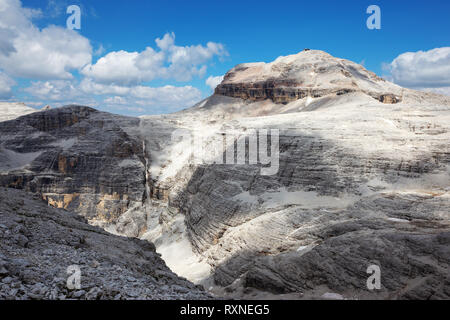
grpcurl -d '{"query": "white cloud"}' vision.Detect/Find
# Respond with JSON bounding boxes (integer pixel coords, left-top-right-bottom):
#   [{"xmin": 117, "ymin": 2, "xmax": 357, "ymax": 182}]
[
  {"xmin": 130, "ymin": 85, "xmax": 202, "ymax": 107},
  {"xmin": 24, "ymin": 79, "xmax": 203, "ymax": 113},
  {"xmin": 24, "ymin": 80, "xmax": 82, "ymax": 101},
  {"xmin": 98, "ymin": 84, "xmax": 203, "ymax": 111},
  {"xmin": 416, "ymin": 86, "xmax": 450, "ymax": 96},
  {"xmin": 82, "ymin": 32, "xmax": 227, "ymax": 85},
  {"xmin": 99, "ymin": 84, "xmax": 203, "ymax": 114},
  {"xmin": 0, "ymin": 27, "xmax": 17, "ymax": 56},
  {"xmin": 389, "ymin": 47, "xmax": 450, "ymax": 89},
  {"xmin": 0, "ymin": 0, "xmax": 92, "ymax": 79},
  {"xmin": 0, "ymin": 1, "xmax": 222, "ymax": 114},
  {"xmin": 94, "ymin": 44, "xmax": 105, "ymax": 56},
  {"xmin": 104, "ymin": 96, "xmax": 128, "ymax": 105},
  {"xmin": 79, "ymin": 78, "xmax": 202, "ymax": 106},
  {"xmin": 0, "ymin": 70, "xmax": 15, "ymax": 98},
  {"xmin": 81, "ymin": 49, "xmax": 164, "ymax": 85},
  {"xmin": 45, "ymin": 0, "xmax": 66, "ymax": 18},
  {"xmin": 205, "ymin": 75, "xmax": 224, "ymax": 90},
  {"xmin": 79, "ymin": 78, "xmax": 131, "ymax": 96}
]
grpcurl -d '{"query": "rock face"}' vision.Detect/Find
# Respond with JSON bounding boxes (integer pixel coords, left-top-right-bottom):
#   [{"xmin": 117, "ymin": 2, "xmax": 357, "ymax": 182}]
[
  {"xmin": 215, "ymin": 50, "xmax": 403, "ymax": 105},
  {"xmin": 143, "ymin": 51, "xmax": 450, "ymax": 299},
  {"xmin": 0, "ymin": 106, "xmax": 146, "ymax": 223},
  {"xmin": 1, "ymin": 50, "xmax": 450, "ymax": 300},
  {"xmin": 0, "ymin": 188, "xmax": 209, "ymax": 300},
  {"xmin": 166, "ymin": 103, "xmax": 450, "ymax": 298}
]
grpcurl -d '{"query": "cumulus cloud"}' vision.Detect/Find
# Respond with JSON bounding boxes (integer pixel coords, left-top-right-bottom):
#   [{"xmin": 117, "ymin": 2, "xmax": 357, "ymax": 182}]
[
  {"xmin": 0, "ymin": 70, "xmax": 15, "ymax": 98},
  {"xmin": 99, "ymin": 84, "xmax": 203, "ymax": 114},
  {"xmin": 0, "ymin": 27, "xmax": 17, "ymax": 56},
  {"xmin": 79, "ymin": 78, "xmax": 131, "ymax": 96},
  {"xmin": 205, "ymin": 75, "xmax": 224, "ymax": 90},
  {"xmin": 94, "ymin": 44, "xmax": 105, "ymax": 56},
  {"xmin": 129, "ymin": 85, "xmax": 202, "ymax": 107},
  {"xmin": 104, "ymin": 96, "xmax": 128, "ymax": 105},
  {"xmin": 24, "ymin": 79, "xmax": 202, "ymax": 113},
  {"xmin": 0, "ymin": 0, "xmax": 92, "ymax": 79},
  {"xmin": 81, "ymin": 49, "xmax": 164, "ymax": 85},
  {"xmin": 82, "ymin": 32, "xmax": 227, "ymax": 85},
  {"xmin": 0, "ymin": 1, "xmax": 221, "ymax": 114},
  {"xmin": 415, "ymin": 86, "xmax": 450, "ymax": 96},
  {"xmin": 24, "ymin": 80, "xmax": 81, "ymax": 101},
  {"xmin": 79, "ymin": 78, "xmax": 202, "ymax": 106},
  {"xmin": 388, "ymin": 47, "xmax": 450, "ymax": 90}
]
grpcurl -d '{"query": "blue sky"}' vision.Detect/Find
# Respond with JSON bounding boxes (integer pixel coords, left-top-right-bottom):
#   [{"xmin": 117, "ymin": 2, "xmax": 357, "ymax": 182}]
[{"xmin": 1, "ymin": 0, "xmax": 449, "ymax": 115}]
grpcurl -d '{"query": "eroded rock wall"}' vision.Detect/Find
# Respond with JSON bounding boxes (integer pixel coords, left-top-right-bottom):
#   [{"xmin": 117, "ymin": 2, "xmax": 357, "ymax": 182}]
[{"xmin": 0, "ymin": 106, "xmax": 147, "ymax": 223}]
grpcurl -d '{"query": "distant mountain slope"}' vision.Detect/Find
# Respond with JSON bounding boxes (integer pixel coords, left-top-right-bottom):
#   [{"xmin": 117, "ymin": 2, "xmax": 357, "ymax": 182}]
[
  {"xmin": 0, "ymin": 102, "xmax": 37, "ymax": 122},
  {"xmin": 179, "ymin": 49, "xmax": 449, "ymax": 120}
]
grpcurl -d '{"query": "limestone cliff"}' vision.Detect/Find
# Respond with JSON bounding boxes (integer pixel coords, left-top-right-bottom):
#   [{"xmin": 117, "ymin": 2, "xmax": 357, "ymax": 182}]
[
  {"xmin": 0, "ymin": 106, "xmax": 146, "ymax": 223},
  {"xmin": 215, "ymin": 50, "xmax": 403, "ymax": 105}
]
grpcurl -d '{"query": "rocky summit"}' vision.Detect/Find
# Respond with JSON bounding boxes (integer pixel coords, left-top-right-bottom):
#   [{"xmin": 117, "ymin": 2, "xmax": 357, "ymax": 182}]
[
  {"xmin": 215, "ymin": 50, "xmax": 403, "ymax": 104},
  {"xmin": 0, "ymin": 50, "xmax": 449, "ymax": 300}
]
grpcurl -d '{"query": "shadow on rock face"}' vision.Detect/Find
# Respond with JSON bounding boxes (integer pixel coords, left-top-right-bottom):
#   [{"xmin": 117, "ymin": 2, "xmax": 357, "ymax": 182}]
[{"xmin": 212, "ymin": 218, "xmax": 450, "ymax": 299}]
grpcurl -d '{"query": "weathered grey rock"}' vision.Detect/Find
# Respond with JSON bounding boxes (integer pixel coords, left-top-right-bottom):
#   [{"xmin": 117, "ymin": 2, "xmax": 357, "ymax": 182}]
[
  {"xmin": 85, "ymin": 287, "xmax": 102, "ymax": 300},
  {"xmin": 14, "ymin": 234, "xmax": 29, "ymax": 247},
  {"xmin": 71, "ymin": 290, "xmax": 86, "ymax": 298},
  {"xmin": 0, "ymin": 106, "xmax": 146, "ymax": 223},
  {"xmin": 1, "ymin": 277, "xmax": 13, "ymax": 284},
  {"xmin": 0, "ymin": 188, "xmax": 210, "ymax": 300},
  {"xmin": 150, "ymin": 51, "xmax": 450, "ymax": 299}
]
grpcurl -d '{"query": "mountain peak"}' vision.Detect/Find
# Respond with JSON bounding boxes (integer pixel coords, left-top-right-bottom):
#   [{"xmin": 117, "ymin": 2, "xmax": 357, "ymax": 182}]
[{"xmin": 215, "ymin": 50, "xmax": 403, "ymax": 104}]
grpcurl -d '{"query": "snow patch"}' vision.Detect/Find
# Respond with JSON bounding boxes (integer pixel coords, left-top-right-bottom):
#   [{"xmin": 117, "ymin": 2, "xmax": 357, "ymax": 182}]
[{"xmin": 143, "ymin": 213, "xmax": 211, "ymax": 284}]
